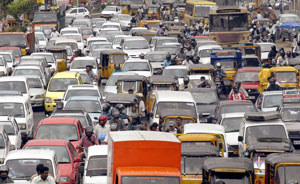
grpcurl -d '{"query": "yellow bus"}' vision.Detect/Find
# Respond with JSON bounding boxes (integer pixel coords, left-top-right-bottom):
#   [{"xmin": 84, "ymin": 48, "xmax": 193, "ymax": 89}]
[
  {"xmin": 209, "ymin": 7, "xmax": 250, "ymax": 48},
  {"xmin": 184, "ymin": 0, "xmax": 217, "ymax": 25}
]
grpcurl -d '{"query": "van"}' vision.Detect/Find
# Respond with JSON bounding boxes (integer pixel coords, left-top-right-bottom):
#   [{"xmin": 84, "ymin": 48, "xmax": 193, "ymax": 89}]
[{"xmin": 0, "ymin": 76, "xmax": 30, "ymax": 101}]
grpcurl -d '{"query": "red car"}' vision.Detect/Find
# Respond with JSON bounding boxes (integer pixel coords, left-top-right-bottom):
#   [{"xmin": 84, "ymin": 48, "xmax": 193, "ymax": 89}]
[
  {"xmin": 23, "ymin": 139, "xmax": 81, "ymax": 184},
  {"xmin": 34, "ymin": 117, "xmax": 84, "ymax": 149},
  {"xmin": 234, "ymin": 67, "xmax": 261, "ymax": 101}
]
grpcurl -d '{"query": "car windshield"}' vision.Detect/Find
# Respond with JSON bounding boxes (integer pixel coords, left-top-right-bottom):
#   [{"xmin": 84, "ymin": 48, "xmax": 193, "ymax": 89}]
[
  {"xmin": 87, "ymin": 156, "xmax": 107, "ymax": 176},
  {"xmin": 123, "ymin": 62, "xmax": 150, "ymax": 71},
  {"xmin": 104, "ymin": 6, "xmax": 115, "ymax": 11},
  {"xmin": 182, "ymin": 142, "xmax": 214, "ymax": 150},
  {"xmin": 65, "ymin": 100, "xmax": 101, "ymax": 113},
  {"xmin": 163, "ymin": 69, "xmax": 188, "ymax": 78},
  {"xmin": 156, "ymin": 46, "xmax": 178, "ymax": 55},
  {"xmin": 146, "ymin": 54, "xmax": 166, "ymax": 62},
  {"xmin": 71, "ymin": 60, "xmax": 96, "ymax": 69},
  {"xmin": 0, "ymin": 81, "xmax": 27, "ymax": 94},
  {"xmin": 220, "ymin": 104, "xmax": 255, "ymax": 114},
  {"xmin": 0, "ymin": 34, "xmax": 27, "ymax": 47},
  {"xmin": 124, "ymin": 40, "xmax": 149, "ymax": 50},
  {"xmin": 7, "ymin": 159, "xmax": 53, "ymax": 180},
  {"xmin": 119, "ymin": 15, "xmax": 131, "ymax": 20},
  {"xmin": 113, "ymin": 37, "xmax": 125, "ymax": 45},
  {"xmin": 156, "ymin": 102, "xmax": 197, "ymax": 118},
  {"xmin": 62, "ymin": 35, "xmax": 82, "ymax": 42},
  {"xmin": 61, "ymin": 30, "xmax": 78, "ymax": 35},
  {"xmin": 181, "ymin": 156, "xmax": 213, "ymax": 175},
  {"xmin": 13, "ymin": 69, "xmax": 42, "ymax": 78},
  {"xmin": 235, "ymin": 72, "xmax": 259, "ymax": 82},
  {"xmin": 259, "ymin": 44, "xmax": 274, "ymax": 52},
  {"xmin": 0, "ymin": 54, "xmax": 12, "ymax": 62},
  {"xmin": 222, "ymin": 117, "xmax": 243, "ymax": 133},
  {"xmin": 36, "ymin": 124, "xmax": 78, "ymax": 141},
  {"xmin": 35, "ymin": 34, "xmax": 45, "ymax": 41},
  {"xmin": 81, "ymin": 28, "xmax": 92, "ymax": 35},
  {"xmin": 280, "ymin": 16, "xmax": 300, "ymax": 23},
  {"xmin": 210, "ymin": 13, "xmax": 248, "ymax": 32},
  {"xmin": 32, "ymin": 54, "xmax": 55, "ymax": 63},
  {"xmin": 56, "ymin": 42, "xmax": 78, "ymax": 51},
  {"xmin": 0, "ymin": 134, "xmax": 4, "ymax": 148},
  {"xmin": 0, "ymin": 123, "xmax": 15, "ymax": 135},
  {"xmin": 28, "ymin": 78, "xmax": 43, "ymax": 88},
  {"xmin": 245, "ymin": 125, "xmax": 287, "ymax": 143},
  {"xmin": 91, "ymin": 43, "xmax": 112, "ymax": 50},
  {"xmin": 0, "ymin": 49, "xmax": 21, "ymax": 57},
  {"xmin": 0, "ymin": 58, "xmax": 5, "ymax": 65},
  {"xmin": 217, "ymin": 61, "xmax": 235, "ymax": 71},
  {"xmin": 281, "ymin": 108, "xmax": 300, "ymax": 122},
  {"xmin": 199, "ymin": 49, "xmax": 213, "ymax": 57},
  {"xmin": 277, "ymin": 166, "xmax": 300, "ymax": 183},
  {"xmin": 65, "ymin": 90, "xmax": 99, "ymax": 101},
  {"xmin": 157, "ymin": 39, "xmax": 178, "ymax": 46},
  {"xmin": 195, "ymin": 93, "xmax": 218, "ymax": 104},
  {"xmin": 48, "ymin": 78, "xmax": 78, "ymax": 92},
  {"xmin": 95, "ymin": 21, "xmax": 105, "ymax": 28},
  {"xmin": 263, "ymin": 94, "xmax": 282, "ymax": 108},
  {"xmin": 275, "ymin": 72, "xmax": 297, "ymax": 83},
  {"xmin": 122, "ymin": 176, "xmax": 180, "ymax": 184},
  {"xmin": 25, "ymin": 146, "xmax": 70, "ymax": 163},
  {"xmin": 211, "ymin": 172, "xmax": 250, "ymax": 184}
]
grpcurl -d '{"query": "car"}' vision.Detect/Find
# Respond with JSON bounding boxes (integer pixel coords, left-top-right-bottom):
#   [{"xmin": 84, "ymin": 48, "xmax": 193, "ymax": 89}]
[
  {"xmin": 72, "ymin": 18, "xmax": 92, "ymax": 28},
  {"xmin": 17, "ymin": 60, "xmax": 49, "ymax": 85},
  {"xmin": 69, "ymin": 57, "xmax": 99, "ymax": 77},
  {"xmin": 0, "ymin": 47, "xmax": 22, "ymax": 63},
  {"xmin": 150, "ymin": 36, "xmax": 179, "ymax": 51},
  {"xmin": 35, "ymin": 32, "xmax": 48, "ymax": 51},
  {"xmin": 145, "ymin": 51, "xmax": 168, "ymax": 75},
  {"xmin": 27, "ymin": 75, "xmax": 46, "ymax": 108},
  {"xmin": 0, "ymin": 96, "xmax": 34, "ymax": 138},
  {"xmin": 55, "ymin": 39, "xmax": 79, "ymax": 53},
  {"xmin": 0, "ymin": 127, "xmax": 11, "ymax": 163},
  {"xmin": 154, "ymin": 43, "xmax": 180, "ymax": 59},
  {"xmin": 103, "ymin": 72, "xmax": 137, "ymax": 94},
  {"xmin": 0, "ymin": 116, "xmax": 21, "ymax": 149},
  {"xmin": 45, "ymin": 71, "xmax": 83, "ymax": 114},
  {"xmin": 64, "ymin": 96, "xmax": 102, "ymax": 125},
  {"xmin": 81, "ymin": 27, "xmax": 93, "ymax": 40},
  {"xmin": 162, "ymin": 65, "xmax": 189, "ymax": 85},
  {"xmin": 102, "ymin": 22, "xmax": 121, "ymax": 31},
  {"xmin": 85, "ymin": 37, "xmax": 109, "ymax": 54},
  {"xmin": 119, "ymin": 36, "xmax": 150, "ymax": 58},
  {"xmin": 31, "ymin": 52, "xmax": 57, "ymax": 75},
  {"xmin": 61, "ymin": 33, "xmax": 84, "ymax": 51},
  {"xmin": 219, "ymin": 112, "xmax": 245, "ymax": 157},
  {"xmin": 197, "ymin": 45, "xmax": 222, "ymax": 64},
  {"xmin": 34, "ymin": 117, "xmax": 84, "ymax": 149},
  {"xmin": 0, "ymin": 76, "xmax": 30, "ymax": 100},
  {"xmin": 0, "ymin": 51, "xmax": 17, "ymax": 73},
  {"xmin": 0, "ymin": 55, "xmax": 8, "ymax": 76},
  {"xmin": 90, "ymin": 42, "xmax": 113, "ymax": 54},
  {"xmin": 100, "ymin": 6, "xmax": 121, "ymax": 18},
  {"xmin": 256, "ymin": 42, "xmax": 276, "ymax": 63},
  {"xmin": 4, "ymin": 149, "xmax": 60, "ymax": 182},
  {"xmin": 12, "ymin": 65, "xmax": 47, "ymax": 87},
  {"xmin": 123, "ymin": 59, "xmax": 153, "ymax": 77},
  {"xmin": 234, "ymin": 67, "xmax": 261, "ymax": 101},
  {"xmin": 65, "ymin": 16, "xmax": 76, "ymax": 27},
  {"xmin": 51, "ymin": 109, "xmax": 93, "ymax": 128},
  {"xmin": 91, "ymin": 18, "xmax": 106, "ymax": 27},
  {"xmin": 63, "ymin": 84, "xmax": 101, "ymax": 102},
  {"xmin": 82, "ymin": 145, "xmax": 108, "ymax": 184},
  {"xmin": 60, "ymin": 27, "xmax": 82, "ymax": 36},
  {"xmin": 255, "ymin": 91, "xmax": 283, "ymax": 112},
  {"xmin": 66, "ymin": 7, "xmax": 90, "ymax": 19},
  {"xmin": 111, "ymin": 14, "xmax": 132, "ymax": 31},
  {"xmin": 112, "ymin": 35, "xmax": 132, "ymax": 49},
  {"xmin": 24, "ymin": 139, "xmax": 82, "ymax": 184}
]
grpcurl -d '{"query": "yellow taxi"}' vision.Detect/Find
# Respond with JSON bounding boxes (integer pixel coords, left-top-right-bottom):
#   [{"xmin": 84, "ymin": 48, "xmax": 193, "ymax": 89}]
[{"xmin": 44, "ymin": 71, "xmax": 83, "ymax": 114}]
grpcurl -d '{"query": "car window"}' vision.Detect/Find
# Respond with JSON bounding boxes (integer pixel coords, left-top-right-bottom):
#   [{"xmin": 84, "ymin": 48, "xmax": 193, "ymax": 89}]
[
  {"xmin": 77, "ymin": 121, "xmax": 83, "ymax": 137},
  {"xmin": 79, "ymin": 9, "xmax": 85, "ymax": 13},
  {"xmin": 67, "ymin": 143, "xmax": 76, "ymax": 161},
  {"xmin": 70, "ymin": 9, "xmax": 77, "ymax": 14}
]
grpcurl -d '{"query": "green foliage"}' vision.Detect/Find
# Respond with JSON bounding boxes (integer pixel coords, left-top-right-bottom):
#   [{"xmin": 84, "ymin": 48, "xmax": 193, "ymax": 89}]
[
  {"xmin": 7, "ymin": 0, "xmax": 37, "ymax": 20},
  {"xmin": 0, "ymin": 0, "xmax": 13, "ymax": 16}
]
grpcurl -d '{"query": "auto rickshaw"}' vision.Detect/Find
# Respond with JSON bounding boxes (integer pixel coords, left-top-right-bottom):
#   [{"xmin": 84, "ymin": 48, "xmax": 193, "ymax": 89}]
[
  {"xmin": 189, "ymin": 64, "xmax": 215, "ymax": 80},
  {"xmin": 181, "ymin": 145, "xmax": 220, "ymax": 184},
  {"xmin": 265, "ymin": 153, "xmax": 300, "ymax": 184},
  {"xmin": 147, "ymin": 4, "xmax": 160, "ymax": 19},
  {"xmin": 244, "ymin": 137, "xmax": 294, "ymax": 184},
  {"xmin": 148, "ymin": 75, "xmax": 178, "ymax": 113},
  {"xmin": 159, "ymin": 109, "xmax": 197, "ymax": 132},
  {"xmin": 99, "ymin": 49, "xmax": 128, "ymax": 79},
  {"xmin": 46, "ymin": 47, "xmax": 67, "ymax": 72},
  {"xmin": 240, "ymin": 43, "xmax": 261, "ymax": 61},
  {"xmin": 139, "ymin": 20, "xmax": 161, "ymax": 31},
  {"xmin": 242, "ymin": 55, "xmax": 261, "ymax": 67},
  {"xmin": 105, "ymin": 93, "xmax": 139, "ymax": 119},
  {"xmin": 121, "ymin": 4, "xmax": 130, "ymax": 14},
  {"xmin": 258, "ymin": 66, "xmax": 299, "ymax": 93},
  {"xmin": 202, "ymin": 157, "xmax": 254, "ymax": 184}
]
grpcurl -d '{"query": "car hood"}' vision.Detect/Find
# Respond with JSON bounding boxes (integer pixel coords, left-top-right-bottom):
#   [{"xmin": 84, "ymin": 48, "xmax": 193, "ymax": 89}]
[
  {"xmin": 241, "ymin": 82, "xmax": 259, "ymax": 89},
  {"xmin": 225, "ymin": 132, "xmax": 239, "ymax": 146},
  {"xmin": 29, "ymin": 88, "xmax": 45, "ymax": 96},
  {"xmin": 124, "ymin": 49, "xmax": 150, "ymax": 58},
  {"xmin": 124, "ymin": 71, "xmax": 151, "ymax": 77},
  {"xmin": 197, "ymin": 104, "xmax": 217, "ymax": 115},
  {"xmin": 46, "ymin": 91, "xmax": 65, "ymax": 100},
  {"xmin": 199, "ymin": 57, "xmax": 211, "ymax": 64},
  {"xmin": 104, "ymin": 86, "xmax": 117, "ymax": 94},
  {"xmin": 84, "ymin": 176, "xmax": 107, "ymax": 184},
  {"xmin": 59, "ymin": 164, "xmax": 72, "ymax": 177}
]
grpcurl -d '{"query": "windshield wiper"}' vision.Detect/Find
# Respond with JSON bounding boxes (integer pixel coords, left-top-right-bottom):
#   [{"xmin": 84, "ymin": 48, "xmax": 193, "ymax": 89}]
[{"xmin": 13, "ymin": 114, "xmax": 24, "ymax": 117}]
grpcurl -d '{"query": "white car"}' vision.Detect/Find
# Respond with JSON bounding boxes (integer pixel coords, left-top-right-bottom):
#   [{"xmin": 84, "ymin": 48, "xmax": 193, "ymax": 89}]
[
  {"xmin": 197, "ymin": 45, "xmax": 222, "ymax": 64},
  {"xmin": 162, "ymin": 65, "xmax": 189, "ymax": 85},
  {"xmin": 112, "ymin": 35, "xmax": 131, "ymax": 49},
  {"xmin": 35, "ymin": 32, "xmax": 48, "ymax": 51},
  {"xmin": 0, "ymin": 76, "xmax": 30, "ymax": 101},
  {"xmin": 62, "ymin": 33, "xmax": 84, "ymax": 51},
  {"xmin": 55, "ymin": 39, "xmax": 79, "ymax": 52},
  {"xmin": 12, "ymin": 65, "xmax": 47, "ymax": 87},
  {"xmin": 123, "ymin": 59, "xmax": 153, "ymax": 77},
  {"xmin": 100, "ymin": 6, "xmax": 121, "ymax": 18},
  {"xmin": 255, "ymin": 91, "xmax": 283, "ymax": 112},
  {"xmin": 0, "ymin": 52, "xmax": 17, "ymax": 73},
  {"xmin": 66, "ymin": 7, "xmax": 90, "ymax": 19},
  {"xmin": 0, "ymin": 96, "xmax": 34, "ymax": 137},
  {"xmin": 0, "ymin": 56, "xmax": 8, "ymax": 76},
  {"xmin": 63, "ymin": 84, "xmax": 102, "ymax": 104},
  {"xmin": 0, "ymin": 127, "xmax": 11, "ymax": 164},
  {"xmin": 104, "ymin": 72, "xmax": 137, "ymax": 94},
  {"xmin": 119, "ymin": 36, "xmax": 150, "ymax": 58},
  {"xmin": 85, "ymin": 37, "xmax": 108, "ymax": 54},
  {"xmin": 111, "ymin": 14, "xmax": 132, "ymax": 31},
  {"xmin": 4, "ymin": 149, "xmax": 60, "ymax": 183},
  {"xmin": 0, "ymin": 116, "xmax": 21, "ymax": 150},
  {"xmin": 219, "ymin": 113, "xmax": 244, "ymax": 157},
  {"xmin": 89, "ymin": 42, "xmax": 112, "ymax": 54},
  {"xmin": 102, "ymin": 22, "xmax": 121, "ymax": 31},
  {"xmin": 27, "ymin": 75, "xmax": 46, "ymax": 108},
  {"xmin": 70, "ymin": 57, "xmax": 99, "ymax": 77},
  {"xmin": 31, "ymin": 52, "xmax": 57, "ymax": 75},
  {"xmin": 60, "ymin": 27, "xmax": 82, "ymax": 36},
  {"xmin": 82, "ymin": 145, "xmax": 107, "ymax": 184}
]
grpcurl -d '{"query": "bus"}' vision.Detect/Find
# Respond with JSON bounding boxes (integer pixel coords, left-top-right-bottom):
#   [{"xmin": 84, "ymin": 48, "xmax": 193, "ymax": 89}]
[
  {"xmin": 209, "ymin": 7, "xmax": 249, "ymax": 48},
  {"xmin": 184, "ymin": 0, "xmax": 217, "ymax": 25}
]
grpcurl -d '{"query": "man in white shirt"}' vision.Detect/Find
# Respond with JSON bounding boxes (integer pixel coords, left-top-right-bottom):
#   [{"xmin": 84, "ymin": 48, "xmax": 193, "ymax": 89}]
[
  {"xmin": 94, "ymin": 115, "xmax": 110, "ymax": 140},
  {"xmin": 256, "ymin": 12, "xmax": 262, "ymax": 19},
  {"xmin": 50, "ymin": 28, "xmax": 60, "ymax": 38},
  {"xmin": 31, "ymin": 167, "xmax": 55, "ymax": 184}
]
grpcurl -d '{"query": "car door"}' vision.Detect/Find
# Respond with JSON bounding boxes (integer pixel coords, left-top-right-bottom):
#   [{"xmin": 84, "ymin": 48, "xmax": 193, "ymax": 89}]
[
  {"xmin": 70, "ymin": 9, "xmax": 78, "ymax": 17},
  {"xmin": 78, "ymin": 8, "xmax": 86, "ymax": 19},
  {"xmin": 12, "ymin": 119, "xmax": 21, "ymax": 149},
  {"xmin": 25, "ymin": 101, "xmax": 34, "ymax": 136}
]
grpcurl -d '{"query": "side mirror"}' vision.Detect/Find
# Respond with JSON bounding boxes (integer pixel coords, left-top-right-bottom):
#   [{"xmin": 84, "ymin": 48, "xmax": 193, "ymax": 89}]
[
  {"xmin": 74, "ymin": 157, "xmax": 82, "ymax": 162},
  {"xmin": 47, "ymin": 64, "xmax": 51, "ymax": 67},
  {"xmin": 238, "ymin": 136, "xmax": 243, "ymax": 142}
]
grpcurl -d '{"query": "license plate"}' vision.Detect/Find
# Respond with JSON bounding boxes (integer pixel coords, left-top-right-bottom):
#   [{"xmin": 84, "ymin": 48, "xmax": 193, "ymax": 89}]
[
  {"xmin": 233, "ymin": 150, "xmax": 239, "ymax": 154},
  {"xmin": 294, "ymin": 140, "xmax": 300, "ymax": 145}
]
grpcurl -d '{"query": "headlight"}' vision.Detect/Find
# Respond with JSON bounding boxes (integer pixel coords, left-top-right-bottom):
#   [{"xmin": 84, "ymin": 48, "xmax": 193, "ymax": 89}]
[
  {"xmin": 45, "ymin": 97, "xmax": 52, "ymax": 103},
  {"xmin": 60, "ymin": 177, "xmax": 70, "ymax": 182},
  {"xmin": 19, "ymin": 123, "xmax": 26, "ymax": 130},
  {"xmin": 36, "ymin": 94, "xmax": 45, "ymax": 99}
]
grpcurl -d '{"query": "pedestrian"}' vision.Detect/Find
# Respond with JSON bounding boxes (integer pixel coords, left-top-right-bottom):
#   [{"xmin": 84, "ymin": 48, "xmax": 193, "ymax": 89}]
[
  {"xmin": 77, "ymin": 126, "xmax": 99, "ymax": 150},
  {"xmin": 94, "ymin": 115, "xmax": 110, "ymax": 142},
  {"xmin": 31, "ymin": 167, "xmax": 55, "ymax": 184},
  {"xmin": 228, "ymin": 86, "xmax": 246, "ymax": 100},
  {"xmin": 137, "ymin": 94, "xmax": 145, "ymax": 119},
  {"xmin": 0, "ymin": 165, "xmax": 14, "ymax": 183}
]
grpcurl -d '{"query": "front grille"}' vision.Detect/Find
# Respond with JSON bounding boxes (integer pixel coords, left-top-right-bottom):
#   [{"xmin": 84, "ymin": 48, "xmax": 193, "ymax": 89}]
[
  {"xmin": 289, "ymin": 131, "xmax": 300, "ymax": 139},
  {"xmin": 246, "ymin": 89, "xmax": 258, "ymax": 93},
  {"xmin": 54, "ymin": 100, "xmax": 61, "ymax": 103}
]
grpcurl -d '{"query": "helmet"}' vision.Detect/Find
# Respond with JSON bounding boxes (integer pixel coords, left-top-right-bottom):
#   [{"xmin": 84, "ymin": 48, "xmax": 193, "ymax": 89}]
[
  {"xmin": 116, "ymin": 104, "xmax": 125, "ymax": 111},
  {"xmin": 112, "ymin": 110, "xmax": 120, "ymax": 118},
  {"xmin": 183, "ymin": 77, "xmax": 189, "ymax": 83},
  {"xmin": 102, "ymin": 103, "xmax": 111, "ymax": 112},
  {"xmin": 99, "ymin": 115, "xmax": 107, "ymax": 123},
  {"xmin": 0, "ymin": 165, "xmax": 9, "ymax": 173},
  {"xmin": 85, "ymin": 126, "xmax": 93, "ymax": 133},
  {"xmin": 216, "ymin": 62, "xmax": 222, "ymax": 68},
  {"xmin": 166, "ymin": 54, "xmax": 171, "ymax": 60},
  {"xmin": 271, "ymin": 45, "xmax": 276, "ymax": 50}
]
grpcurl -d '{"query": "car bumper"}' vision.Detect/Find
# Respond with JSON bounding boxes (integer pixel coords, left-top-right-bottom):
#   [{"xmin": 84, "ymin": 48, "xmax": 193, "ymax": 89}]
[
  {"xmin": 228, "ymin": 145, "xmax": 239, "ymax": 157},
  {"xmin": 31, "ymin": 99, "xmax": 44, "ymax": 107},
  {"xmin": 45, "ymin": 102, "xmax": 56, "ymax": 112}
]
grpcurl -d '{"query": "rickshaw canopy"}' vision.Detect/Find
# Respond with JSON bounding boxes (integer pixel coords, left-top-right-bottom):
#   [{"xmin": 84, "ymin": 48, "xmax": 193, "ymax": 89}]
[
  {"xmin": 203, "ymin": 157, "xmax": 254, "ymax": 172},
  {"xmin": 105, "ymin": 93, "xmax": 138, "ymax": 105},
  {"xmin": 181, "ymin": 144, "xmax": 220, "ymax": 157},
  {"xmin": 265, "ymin": 153, "xmax": 300, "ymax": 166}
]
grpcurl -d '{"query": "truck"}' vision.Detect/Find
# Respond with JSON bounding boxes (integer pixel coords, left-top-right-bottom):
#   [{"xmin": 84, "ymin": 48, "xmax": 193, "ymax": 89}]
[{"xmin": 107, "ymin": 131, "xmax": 182, "ymax": 184}]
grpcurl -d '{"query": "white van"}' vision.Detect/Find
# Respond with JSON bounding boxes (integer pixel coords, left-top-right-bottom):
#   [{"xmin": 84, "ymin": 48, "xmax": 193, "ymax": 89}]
[
  {"xmin": 82, "ymin": 145, "xmax": 108, "ymax": 184},
  {"xmin": 184, "ymin": 123, "xmax": 229, "ymax": 158},
  {"xmin": 150, "ymin": 91, "xmax": 198, "ymax": 125},
  {"xmin": 0, "ymin": 76, "xmax": 30, "ymax": 101}
]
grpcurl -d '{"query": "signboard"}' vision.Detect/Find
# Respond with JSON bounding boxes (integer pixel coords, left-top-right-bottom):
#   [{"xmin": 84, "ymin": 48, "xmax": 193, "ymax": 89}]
[{"xmin": 283, "ymin": 90, "xmax": 300, "ymax": 103}]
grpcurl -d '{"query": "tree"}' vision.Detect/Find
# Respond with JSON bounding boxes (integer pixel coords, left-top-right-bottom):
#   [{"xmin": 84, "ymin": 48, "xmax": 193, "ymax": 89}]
[
  {"xmin": 7, "ymin": 0, "xmax": 37, "ymax": 21},
  {"xmin": 0, "ymin": 0, "xmax": 13, "ymax": 20}
]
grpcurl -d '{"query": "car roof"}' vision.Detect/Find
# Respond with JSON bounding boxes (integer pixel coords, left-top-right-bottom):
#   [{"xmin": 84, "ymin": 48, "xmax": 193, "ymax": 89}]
[
  {"xmin": 221, "ymin": 112, "xmax": 245, "ymax": 119},
  {"xmin": 156, "ymin": 91, "xmax": 195, "ymax": 103},
  {"xmin": 261, "ymin": 90, "xmax": 283, "ymax": 96},
  {"xmin": 31, "ymin": 52, "xmax": 54, "ymax": 56},
  {"xmin": 184, "ymin": 123, "xmax": 225, "ymax": 134},
  {"xmin": 52, "ymin": 71, "xmax": 78, "ymax": 78},
  {"xmin": 5, "ymin": 149, "xmax": 56, "ymax": 160},
  {"xmin": 39, "ymin": 117, "xmax": 79, "ymax": 125},
  {"xmin": 219, "ymin": 100, "xmax": 253, "ymax": 106},
  {"xmin": 0, "ymin": 76, "xmax": 27, "ymax": 82},
  {"xmin": 237, "ymin": 67, "xmax": 261, "ymax": 72},
  {"xmin": 124, "ymin": 36, "xmax": 147, "ymax": 41},
  {"xmin": 55, "ymin": 39, "xmax": 77, "ymax": 44},
  {"xmin": 25, "ymin": 139, "xmax": 69, "ymax": 146},
  {"xmin": 14, "ymin": 66, "xmax": 42, "ymax": 70},
  {"xmin": 164, "ymin": 65, "xmax": 188, "ymax": 69},
  {"xmin": 125, "ymin": 59, "xmax": 149, "ymax": 63},
  {"xmin": 73, "ymin": 56, "xmax": 96, "ymax": 61},
  {"xmin": 67, "ymin": 84, "xmax": 98, "ymax": 90},
  {"xmin": 88, "ymin": 145, "xmax": 108, "ymax": 158},
  {"xmin": 68, "ymin": 96, "xmax": 100, "ymax": 101}
]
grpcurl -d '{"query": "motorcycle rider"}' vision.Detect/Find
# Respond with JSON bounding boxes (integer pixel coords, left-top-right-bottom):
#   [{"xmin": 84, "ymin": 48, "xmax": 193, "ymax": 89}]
[
  {"xmin": 228, "ymin": 86, "xmax": 246, "ymax": 100},
  {"xmin": 102, "ymin": 103, "xmax": 112, "ymax": 120},
  {"xmin": 0, "ymin": 165, "xmax": 13, "ymax": 183},
  {"xmin": 266, "ymin": 77, "xmax": 282, "ymax": 91},
  {"xmin": 214, "ymin": 62, "xmax": 227, "ymax": 95},
  {"xmin": 116, "ymin": 104, "xmax": 130, "ymax": 123},
  {"xmin": 179, "ymin": 77, "xmax": 193, "ymax": 90},
  {"xmin": 94, "ymin": 115, "xmax": 110, "ymax": 142},
  {"xmin": 163, "ymin": 54, "xmax": 172, "ymax": 67},
  {"xmin": 129, "ymin": 114, "xmax": 142, "ymax": 130},
  {"xmin": 77, "ymin": 126, "xmax": 99, "ymax": 149},
  {"xmin": 109, "ymin": 111, "xmax": 127, "ymax": 131}
]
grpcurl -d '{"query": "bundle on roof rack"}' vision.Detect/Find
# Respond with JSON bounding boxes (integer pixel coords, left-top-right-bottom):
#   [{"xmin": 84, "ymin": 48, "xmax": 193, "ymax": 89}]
[{"xmin": 244, "ymin": 111, "xmax": 280, "ymax": 121}]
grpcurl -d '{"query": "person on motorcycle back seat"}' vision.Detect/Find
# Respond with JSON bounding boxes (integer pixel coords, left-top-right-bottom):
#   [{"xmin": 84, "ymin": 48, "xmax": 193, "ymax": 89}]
[
  {"xmin": 102, "ymin": 103, "xmax": 112, "ymax": 120},
  {"xmin": 228, "ymin": 86, "xmax": 246, "ymax": 100},
  {"xmin": 77, "ymin": 126, "xmax": 99, "ymax": 149},
  {"xmin": 129, "ymin": 114, "xmax": 142, "ymax": 130},
  {"xmin": 94, "ymin": 115, "xmax": 110, "ymax": 143},
  {"xmin": 179, "ymin": 77, "xmax": 193, "ymax": 90}
]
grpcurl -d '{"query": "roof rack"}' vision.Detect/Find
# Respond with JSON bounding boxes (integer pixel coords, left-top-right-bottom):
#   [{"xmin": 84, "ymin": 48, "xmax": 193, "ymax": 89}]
[{"xmin": 245, "ymin": 112, "xmax": 280, "ymax": 121}]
